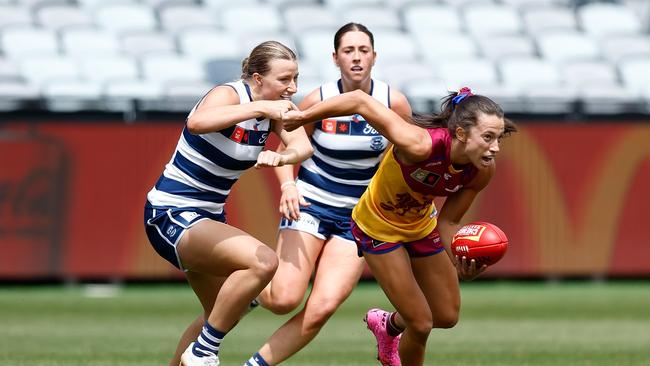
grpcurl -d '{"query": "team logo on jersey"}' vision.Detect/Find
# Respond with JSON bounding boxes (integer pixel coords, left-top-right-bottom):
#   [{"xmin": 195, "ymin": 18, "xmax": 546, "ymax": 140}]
[
  {"xmin": 411, "ymin": 168, "xmax": 440, "ymax": 187},
  {"xmin": 370, "ymin": 136, "xmax": 384, "ymax": 151},
  {"xmin": 444, "ymin": 173, "xmax": 451, "ymax": 180},
  {"xmin": 351, "ymin": 114, "xmax": 364, "ymax": 123}
]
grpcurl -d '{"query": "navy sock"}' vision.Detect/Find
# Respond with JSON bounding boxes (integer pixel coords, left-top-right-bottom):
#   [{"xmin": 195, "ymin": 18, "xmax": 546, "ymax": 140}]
[
  {"xmin": 192, "ymin": 321, "xmax": 226, "ymax": 357},
  {"xmin": 244, "ymin": 352, "xmax": 270, "ymax": 366}
]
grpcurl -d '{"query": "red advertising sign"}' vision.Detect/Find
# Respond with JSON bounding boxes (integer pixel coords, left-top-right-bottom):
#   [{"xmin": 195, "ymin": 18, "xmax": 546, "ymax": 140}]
[{"xmin": 1, "ymin": 122, "xmax": 649, "ymax": 279}]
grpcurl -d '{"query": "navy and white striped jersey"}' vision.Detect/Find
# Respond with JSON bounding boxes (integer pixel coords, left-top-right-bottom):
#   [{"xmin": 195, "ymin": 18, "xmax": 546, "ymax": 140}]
[
  {"xmin": 147, "ymin": 80, "xmax": 271, "ymax": 215},
  {"xmin": 296, "ymin": 79, "xmax": 390, "ymax": 208}
]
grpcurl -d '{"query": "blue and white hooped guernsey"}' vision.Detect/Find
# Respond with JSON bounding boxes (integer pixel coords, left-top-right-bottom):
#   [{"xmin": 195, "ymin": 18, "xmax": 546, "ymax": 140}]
[
  {"xmin": 296, "ymin": 79, "xmax": 390, "ymax": 208},
  {"xmin": 147, "ymin": 80, "xmax": 271, "ymax": 215}
]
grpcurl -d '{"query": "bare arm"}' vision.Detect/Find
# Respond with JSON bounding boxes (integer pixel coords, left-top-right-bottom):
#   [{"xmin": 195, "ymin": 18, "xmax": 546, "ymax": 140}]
[
  {"xmin": 274, "ymin": 89, "xmax": 320, "ymax": 184},
  {"xmin": 186, "ymin": 85, "xmax": 297, "ymax": 134},
  {"xmin": 272, "ymin": 89, "xmax": 320, "ymax": 219},
  {"xmin": 436, "ymin": 166, "xmax": 493, "ymax": 279},
  {"xmin": 283, "ymin": 89, "xmax": 431, "ymax": 163},
  {"xmin": 271, "ymin": 117, "xmax": 313, "ymax": 166}
]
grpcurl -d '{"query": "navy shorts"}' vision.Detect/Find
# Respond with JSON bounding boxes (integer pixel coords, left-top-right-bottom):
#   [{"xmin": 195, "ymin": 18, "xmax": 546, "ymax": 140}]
[
  {"xmin": 144, "ymin": 202, "xmax": 225, "ymax": 270},
  {"xmin": 351, "ymin": 218, "xmax": 445, "ymax": 257},
  {"xmin": 279, "ymin": 197, "xmax": 355, "ymax": 242}
]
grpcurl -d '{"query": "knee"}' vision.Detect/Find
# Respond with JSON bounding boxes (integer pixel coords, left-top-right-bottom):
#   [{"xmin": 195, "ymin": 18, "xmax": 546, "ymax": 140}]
[
  {"xmin": 303, "ymin": 298, "xmax": 339, "ymax": 330},
  {"xmin": 433, "ymin": 306, "xmax": 460, "ymax": 329},
  {"xmin": 251, "ymin": 246, "xmax": 279, "ymax": 282},
  {"xmin": 266, "ymin": 294, "xmax": 303, "ymax": 315}
]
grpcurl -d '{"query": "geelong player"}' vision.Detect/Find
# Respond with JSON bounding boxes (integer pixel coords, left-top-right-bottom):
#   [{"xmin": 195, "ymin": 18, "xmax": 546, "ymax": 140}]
[
  {"xmin": 243, "ymin": 23, "xmax": 412, "ymax": 366},
  {"xmin": 282, "ymin": 87, "xmax": 516, "ymax": 366},
  {"xmin": 143, "ymin": 41, "xmax": 313, "ymax": 366}
]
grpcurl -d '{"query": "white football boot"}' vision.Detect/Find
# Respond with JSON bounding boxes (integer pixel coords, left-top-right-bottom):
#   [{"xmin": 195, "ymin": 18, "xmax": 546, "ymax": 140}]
[{"xmin": 180, "ymin": 342, "xmax": 220, "ymax": 366}]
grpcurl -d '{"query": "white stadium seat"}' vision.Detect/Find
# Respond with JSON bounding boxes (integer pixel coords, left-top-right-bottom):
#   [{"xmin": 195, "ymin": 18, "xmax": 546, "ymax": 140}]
[
  {"xmin": 522, "ymin": 6, "xmax": 578, "ymax": 35},
  {"xmin": 1, "ymin": 27, "xmax": 59, "ymax": 59},
  {"xmin": 220, "ymin": 4, "xmax": 283, "ymax": 35},
  {"xmin": 60, "ymin": 29, "xmax": 120, "ymax": 57},
  {"xmin": 463, "ymin": 4, "xmax": 524, "ymax": 35},
  {"xmin": 178, "ymin": 29, "xmax": 243, "ymax": 61},
  {"xmin": 578, "ymin": 3, "xmax": 643, "ymax": 37},
  {"xmin": 35, "ymin": 5, "xmax": 94, "ymax": 31},
  {"xmin": 158, "ymin": 4, "xmax": 220, "ymax": 34},
  {"xmin": 93, "ymin": 3, "xmax": 158, "ymax": 34},
  {"xmin": 283, "ymin": 5, "xmax": 338, "ymax": 34},
  {"xmin": 402, "ymin": 3, "xmax": 463, "ymax": 35},
  {"xmin": 536, "ymin": 31, "xmax": 601, "ymax": 63}
]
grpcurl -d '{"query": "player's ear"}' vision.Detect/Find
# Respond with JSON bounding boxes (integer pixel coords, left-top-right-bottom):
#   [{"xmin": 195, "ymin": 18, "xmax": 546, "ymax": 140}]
[
  {"xmin": 455, "ymin": 126, "xmax": 467, "ymax": 143},
  {"xmin": 332, "ymin": 52, "xmax": 339, "ymax": 67},
  {"xmin": 252, "ymin": 73, "xmax": 263, "ymax": 86}
]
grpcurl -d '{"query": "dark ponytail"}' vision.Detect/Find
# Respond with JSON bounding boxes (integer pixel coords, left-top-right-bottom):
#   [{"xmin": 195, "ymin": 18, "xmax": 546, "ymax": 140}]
[{"xmin": 412, "ymin": 88, "xmax": 516, "ymax": 136}]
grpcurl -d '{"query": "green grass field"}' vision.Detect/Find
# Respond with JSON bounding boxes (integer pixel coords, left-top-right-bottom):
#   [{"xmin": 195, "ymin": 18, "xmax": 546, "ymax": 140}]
[{"xmin": 1, "ymin": 281, "xmax": 649, "ymax": 366}]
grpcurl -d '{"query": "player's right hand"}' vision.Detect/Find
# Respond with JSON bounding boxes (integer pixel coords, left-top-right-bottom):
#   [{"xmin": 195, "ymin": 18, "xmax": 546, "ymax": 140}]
[
  {"xmin": 455, "ymin": 255, "xmax": 487, "ymax": 281},
  {"xmin": 263, "ymin": 100, "xmax": 298, "ymax": 121},
  {"xmin": 279, "ymin": 183, "xmax": 310, "ymax": 221},
  {"xmin": 281, "ymin": 110, "xmax": 304, "ymax": 132}
]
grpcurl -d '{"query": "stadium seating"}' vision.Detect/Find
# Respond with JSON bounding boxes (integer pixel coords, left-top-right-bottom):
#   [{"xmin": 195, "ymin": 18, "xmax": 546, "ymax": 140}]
[{"xmin": 0, "ymin": 0, "xmax": 647, "ymax": 115}]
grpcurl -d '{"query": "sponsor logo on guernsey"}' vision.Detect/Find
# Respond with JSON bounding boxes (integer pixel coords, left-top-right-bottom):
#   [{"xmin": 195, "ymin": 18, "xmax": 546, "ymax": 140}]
[
  {"xmin": 351, "ymin": 114, "xmax": 364, "ymax": 123},
  {"xmin": 363, "ymin": 124, "xmax": 379, "ymax": 135},
  {"xmin": 411, "ymin": 168, "xmax": 440, "ymax": 187},
  {"xmin": 258, "ymin": 132, "xmax": 269, "ymax": 144},
  {"xmin": 230, "ymin": 126, "xmax": 245, "ymax": 142},
  {"xmin": 322, "ymin": 119, "xmax": 337, "ymax": 133},
  {"xmin": 166, "ymin": 226, "xmax": 177, "ymax": 237}
]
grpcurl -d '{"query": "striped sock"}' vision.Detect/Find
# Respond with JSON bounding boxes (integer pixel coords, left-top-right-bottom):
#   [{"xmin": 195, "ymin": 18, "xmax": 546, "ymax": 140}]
[
  {"xmin": 192, "ymin": 321, "xmax": 226, "ymax": 357},
  {"xmin": 245, "ymin": 352, "xmax": 269, "ymax": 366}
]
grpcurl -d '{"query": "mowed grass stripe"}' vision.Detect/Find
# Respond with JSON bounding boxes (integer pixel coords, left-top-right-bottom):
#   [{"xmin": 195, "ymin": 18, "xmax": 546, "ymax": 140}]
[{"xmin": 0, "ymin": 281, "xmax": 649, "ymax": 365}]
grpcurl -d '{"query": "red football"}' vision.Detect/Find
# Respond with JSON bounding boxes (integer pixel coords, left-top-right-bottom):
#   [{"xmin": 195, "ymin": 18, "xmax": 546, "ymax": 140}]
[{"xmin": 451, "ymin": 221, "xmax": 508, "ymax": 266}]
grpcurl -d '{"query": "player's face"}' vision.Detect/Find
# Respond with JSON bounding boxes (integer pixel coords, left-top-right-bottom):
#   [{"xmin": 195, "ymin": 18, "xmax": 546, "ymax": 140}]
[
  {"xmin": 257, "ymin": 59, "xmax": 298, "ymax": 101},
  {"xmin": 333, "ymin": 31, "xmax": 376, "ymax": 83},
  {"xmin": 462, "ymin": 113, "xmax": 505, "ymax": 169}
]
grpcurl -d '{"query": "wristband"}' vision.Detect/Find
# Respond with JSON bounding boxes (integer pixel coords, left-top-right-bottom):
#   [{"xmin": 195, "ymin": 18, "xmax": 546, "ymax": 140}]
[{"xmin": 280, "ymin": 181, "xmax": 296, "ymax": 191}]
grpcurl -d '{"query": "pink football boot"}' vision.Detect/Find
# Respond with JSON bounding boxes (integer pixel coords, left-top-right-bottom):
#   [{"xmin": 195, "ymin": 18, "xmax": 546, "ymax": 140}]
[{"xmin": 364, "ymin": 308, "xmax": 401, "ymax": 366}]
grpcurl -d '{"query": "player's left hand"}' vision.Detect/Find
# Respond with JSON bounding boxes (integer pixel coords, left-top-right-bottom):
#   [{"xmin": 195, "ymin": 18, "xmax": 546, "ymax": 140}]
[
  {"xmin": 254, "ymin": 150, "xmax": 286, "ymax": 168},
  {"xmin": 281, "ymin": 110, "xmax": 304, "ymax": 132},
  {"xmin": 455, "ymin": 255, "xmax": 487, "ymax": 281}
]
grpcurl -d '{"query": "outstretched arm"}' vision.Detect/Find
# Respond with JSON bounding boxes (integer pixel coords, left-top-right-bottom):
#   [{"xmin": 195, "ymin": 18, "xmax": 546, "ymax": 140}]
[
  {"xmin": 283, "ymin": 89, "xmax": 431, "ymax": 163},
  {"xmin": 186, "ymin": 85, "xmax": 298, "ymax": 134}
]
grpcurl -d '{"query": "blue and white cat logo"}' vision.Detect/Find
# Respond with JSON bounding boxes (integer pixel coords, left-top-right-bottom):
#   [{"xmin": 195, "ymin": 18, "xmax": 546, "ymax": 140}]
[{"xmin": 370, "ymin": 136, "xmax": 384, "ymax": 151}]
